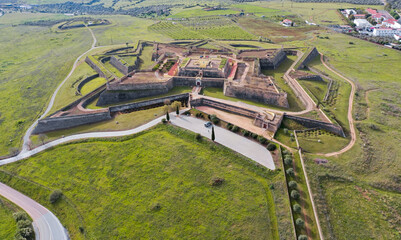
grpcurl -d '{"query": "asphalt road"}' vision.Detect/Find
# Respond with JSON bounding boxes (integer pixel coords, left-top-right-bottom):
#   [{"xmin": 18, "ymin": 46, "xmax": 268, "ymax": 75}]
[
  {"xmin": 170, "ymin": 115, "xmax": 275, "ymax": 170},
  {"xmin": 0, "ymin": 183, "xmax": 68, "ymax": 240}
]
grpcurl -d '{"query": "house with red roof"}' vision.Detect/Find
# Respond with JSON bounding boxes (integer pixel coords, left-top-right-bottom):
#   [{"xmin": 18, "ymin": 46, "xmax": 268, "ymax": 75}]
[{"xmin": 281, "ymin": 19, "xmax": 293, "ymax": 27}]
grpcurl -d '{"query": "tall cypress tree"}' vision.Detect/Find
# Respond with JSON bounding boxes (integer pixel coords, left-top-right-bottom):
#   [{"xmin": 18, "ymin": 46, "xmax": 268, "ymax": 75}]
[
  {"xmin": 176, "ymin": 105, "xmax": 179, "ymax": 115},
  {"xmin": 166, "ymin": 111, "xmax": 170, "ymax": 121},
  {"xmin": 211, "ymin": 126, "xmax": 215, "ymax": 141}
]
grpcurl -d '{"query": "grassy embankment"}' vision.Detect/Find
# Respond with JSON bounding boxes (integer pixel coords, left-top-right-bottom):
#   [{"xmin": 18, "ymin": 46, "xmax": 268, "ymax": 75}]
[
  {"xmin": 0, "ymin": 13, "xmax": 91, "ymax": 156},
  {"xmin": 0, "ymin": 197, "xmax": 19, "ymax": 239},
  {"xmin": 1, "ymin": 124, "xmax": 292, "ymax": 239}
]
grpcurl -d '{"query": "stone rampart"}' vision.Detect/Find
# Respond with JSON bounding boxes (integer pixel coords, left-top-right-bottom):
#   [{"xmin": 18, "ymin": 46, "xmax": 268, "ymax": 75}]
[
  {"xmin": 224, "ymin": 84, "xmax": 289, "ymax": 108},
  {"xmin": 285, "ymin": 115, "xmax": 345, "ymax": 137},
  {"xmin": 296, "ymin": 47, "xmax": 319, "ymax": 70},
  {"xmin": 85, "ymin": 56, "xmax": 108, "ymax": 79},
  {"xmin": 76, "ymin": 74, "xmax": 99, "ymax": 95},
  {"xmin": 110, "ymin": 93, "xmax": 189, "ymax": 113},
  {"xmin": 260, "ymin": 49, "xmax": 287, "ymax": 69},
  {"xmin": 110, "ymin": 56, "xmax": 137, "ymax": 75},
  {"xmin": 173, "ymin": 77, "xmax": 224, "ymax": 88},
  {"xmin": 33, "ymin": 112, "xmax": 112, "ymax": 134},
  {"xmin": 190, "ymin": 98, "xmax": 258, "ymax": 119}
]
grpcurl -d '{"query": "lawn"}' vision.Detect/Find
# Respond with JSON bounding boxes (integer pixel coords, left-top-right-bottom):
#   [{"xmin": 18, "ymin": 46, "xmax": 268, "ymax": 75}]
[
  {"xmin": 296, "ymin": 129, "xmax": 349, "ymax": 154},
  {"xmin": 0, "ymin": 197, "xmax": 18, "ymax": 239},
  {"xmin": 80, "ymin": 77, "xmax": 107, "ymax": 96},
  {"xmin": 1, "ymin": 124, "xmax": 288, "ymax": 239},
  {"xmin": 299, "ymin": 79, "xmax": 328, "ymax": 102},
  {"xmin": 0, "ymin": 13, "xmax": 91, "ymax": 156},
  {"xmin": 138, "ymin": 46, "xmax": 155, "ymax": 70},
  {"xmin": 315, "ymin": 178, "xmax": 401, "ymax": 239}
]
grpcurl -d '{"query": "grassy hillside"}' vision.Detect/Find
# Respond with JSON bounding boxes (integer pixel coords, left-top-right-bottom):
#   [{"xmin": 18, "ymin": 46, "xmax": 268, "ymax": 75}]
[
  {"xmin": 0, "ymin": 197, "xmax": 18, "ymax": 239},
  {"xmin": 0, "ymin": 13, "xmax": 91, "ymax": 156},
  {"xmin": 0, "ymin": 124, "xmax": 291, "ymax": 239}
]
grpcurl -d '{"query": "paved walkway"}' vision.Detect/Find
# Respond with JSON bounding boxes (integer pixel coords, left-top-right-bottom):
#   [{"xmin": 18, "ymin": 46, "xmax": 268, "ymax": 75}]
[{"xmin": 0, "ymin": 183, "xmax": 68, "ymax": 240}]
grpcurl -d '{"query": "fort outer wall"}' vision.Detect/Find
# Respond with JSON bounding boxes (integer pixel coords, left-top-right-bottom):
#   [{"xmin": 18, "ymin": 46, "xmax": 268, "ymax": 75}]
[
  {"xmin": 224, "ymin": 83, "xmax": 289, "ymax": 108},
  {"xmin": 97, "ymin": 77, "xmax": 224, "ymax": 106},
  {"xmin": 85, "ymin": 56, "xmax": 108, "ymax": 79},
  {"xmin": 296, "ymin": 47, "xmax": 319, "ymax": 70},
  {"xmin": 32, "ymin": 93, "xmax": 190, "ymax": 134},
  {"xmin": 32, "ymin": 112, "xmax": 112, "ymax": 134},
  {"xmin": 284, "ymin": 115, "xmax": 345, "ymax": 137},
  {"xmin": 76, "ymin": 74, "xmax": 100, "ymax": 95},
  {"xmin": 109, "ymin": 56, "xmax": 138, "ymax": 75}
]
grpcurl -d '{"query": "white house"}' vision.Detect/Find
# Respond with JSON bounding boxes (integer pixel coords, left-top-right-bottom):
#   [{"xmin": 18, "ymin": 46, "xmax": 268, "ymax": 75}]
[
  {"xmin": 394, "ymin": 34, "xmax": 401, "ymax": 41},
  {"xmin": 382, "ymin": 19, "xmax": 401, "ymax": 29},
  {"xmin": 354, "ymin": 19, "xmax": 372, "ymax": 29},
  {"xmin": 344, "ymin": 9, "xmax": 357, "ymax": 18},
  {"xmin": 373, "ymin": 28, "xmax": 401, "ymax": 37}
]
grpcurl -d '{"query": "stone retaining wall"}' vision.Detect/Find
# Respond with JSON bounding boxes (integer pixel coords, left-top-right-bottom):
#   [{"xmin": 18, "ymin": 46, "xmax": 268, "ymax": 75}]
[
  {"xmin": 285, "ymin": 115, "xmax": 345, "ymax": 137},
  {"xmin": 110, "ymin": 93, "xmax": 189, "ymax": 113},
  {"xmin": 224, "ymin": 84, "xmax": 289, "ymax": 108},
  {"xmin": 296, "ymin": 47, "xmax": 319, "ymax": 70},
  {"xmin": 33, "ymin": 112, "xmax": 112, "ymax": 134},
  {"xmin": 298, "ymin": 75, "xmax": 324, "ymax": 81},
  {"xmin": 85, "ymin": 56, "xmax": 108, "ymax": 79},
  {"xmin": 76, "ymin": 74, "xmax": 100, "ymax": 95},
  {"xmin": 110, "ymin": 56, "xmax": 137, "ymax": 75}
]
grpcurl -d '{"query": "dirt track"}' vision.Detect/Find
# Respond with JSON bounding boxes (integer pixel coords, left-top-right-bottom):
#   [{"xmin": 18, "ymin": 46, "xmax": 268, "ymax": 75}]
[{"xmin": 319, "ymin": 54, "xmax": 356, "ymax": 157}]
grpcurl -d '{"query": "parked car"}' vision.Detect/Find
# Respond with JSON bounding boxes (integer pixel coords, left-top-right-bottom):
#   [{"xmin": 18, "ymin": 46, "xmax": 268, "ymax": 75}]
[{"xmin": 204, "ymin": 121, "xmax": 212, "ymax": 128}]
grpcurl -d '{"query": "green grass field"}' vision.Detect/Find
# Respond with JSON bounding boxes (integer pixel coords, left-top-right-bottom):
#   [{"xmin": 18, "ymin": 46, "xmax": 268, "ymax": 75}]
[
  {"xmin": 80, "ymin": 77, "xmax": 107, "ymax": 96},
  {"xmin": 0, "ymin": 197, "xmax": 18, "ymax": 239},
  {"xmin": 0, "ymin": 13, "xmax": 92, "ymax": 156},
  {"xmin": 1, "ymin": 124, "xmax": 289, "ymax": 239},
  {"xmin": 299, "ymin": 79, "xmax": 328, "ymax": 103},
  {"xmin": 296, "ymin": 129, "xmax": 349, "ymax": 154},
  {"xmin": 169, "ymin": 7, "xmax": 239, "ymax": 18}
]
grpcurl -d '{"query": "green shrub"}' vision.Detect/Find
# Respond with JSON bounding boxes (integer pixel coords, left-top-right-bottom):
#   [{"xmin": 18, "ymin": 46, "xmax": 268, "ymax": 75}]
[
  {"xmin": 161, "ymin": 118, "xmax": 167, "ymax": 124},
  {"xmin": 291, "ymin": 190, "xmax": 300, "ymax": 200},
  {"xmin": 49, "ymin": 189, "xmax": 63, "ymax": 204},
  {"xmin": 210, "ymin": 115, "xmax": 220, "ymax": 124},
  {"xmin": 152, "ymin": 63, "xmax": 160, "ymax": 71},
  {"xmin": 293, "ymin": 204, "xmax": 301, "ymax": 213},
  {"xmin": 241, "ymin": 129, "xmax": 250, "ymax": 137},
  {"xmin": 296, "ymin": 218, "xmax": 304, "ymax": 227},
  {"xmin": 266, "ymin": 143, "xmax": 276, "ymax": 151},
  {"xmin": 226, "ymin": 123, "xmax": 233, "ymax": 129},
  {"xmin": 231, "ymin": 125, "xmax": 239, "ymax": 132},
  {"xmin": 298, "ymin": 235, "xmax": 308, "ymax": 240},
  {"xmin": 17, "ymin": 220, "xmax": 32, "ymax": 229},
  {"xmin": 13, "ymin": 212, "xmax": 29, "ymax": 222},
  {"xmin": 195, "ymin": 133, "xmax": 202, "ymax": 141},
  {"xmin": 284, "ymin": 157, "xmax": 293, "ymax": 166},
  {"xmin": 210, "ymin": 177, "xmax": 224, "ymax": 186},
  {"xmin": 286, "ymin": 168, "xmax": 295, "ymax": 177},
  {"xmin": 288, "ymin": 181, "xmax": 297, "ymax": 189},
  {"xmin": 251, "ymin": 133, "xmax": 258, "ymax": 139},
  {"xmin": 257, "ymin": 136, "xmax": 267, "ymax": 144},
  {"xmin": 17, "ymin": 227, "xmax": 34, "ymax": 239},
  {"xmin": 150, "ymin": 202, "xmax": 162, "ymax": 211}
]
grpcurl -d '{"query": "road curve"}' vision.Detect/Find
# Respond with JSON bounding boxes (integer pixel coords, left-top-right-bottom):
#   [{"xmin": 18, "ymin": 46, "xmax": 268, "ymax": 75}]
[
  {"xmin": 22, "ymin": 27, "xmax": 98, "ymax": 153},
  {"xmin": 319, "ymin": 54, "xmax": 356, "ymax": 157},
  {"xmin": 0, "ymin": 183, "xmax": 68, "ymax": 240}
]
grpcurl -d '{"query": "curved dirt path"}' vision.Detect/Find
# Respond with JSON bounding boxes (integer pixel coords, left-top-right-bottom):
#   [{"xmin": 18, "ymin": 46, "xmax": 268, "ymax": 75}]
[
  {"xmin": 22, "ymin": 27, "xmax": 98, "ymax": 153},
  {"xmin": 365, "ymin": 88, "xmax": 378, "ymax": 119},
  {"xmin": 319, "ymin": 54, "xmax": 356, "ymax": 157}
]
